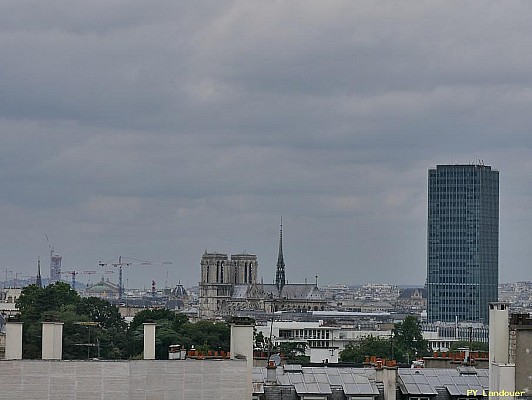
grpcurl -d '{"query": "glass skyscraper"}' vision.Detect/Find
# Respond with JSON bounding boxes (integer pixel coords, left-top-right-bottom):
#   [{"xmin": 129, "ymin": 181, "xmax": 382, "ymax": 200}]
[{"xmin": 427, "ymin": 164, "xmax": 499, "ymax": 323}]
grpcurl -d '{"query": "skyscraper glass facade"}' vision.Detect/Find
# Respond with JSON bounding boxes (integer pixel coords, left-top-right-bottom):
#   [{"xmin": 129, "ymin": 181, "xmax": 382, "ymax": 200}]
[{"xmin": 427, "ymin": 164, "xmax": 499, "ymax": 323}]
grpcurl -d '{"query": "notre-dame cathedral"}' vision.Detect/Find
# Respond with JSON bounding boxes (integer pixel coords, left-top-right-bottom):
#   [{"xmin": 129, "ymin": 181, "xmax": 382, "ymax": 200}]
[{"xmin": 198, "ymin": 222, "xmax": 325, "ymax": 319}]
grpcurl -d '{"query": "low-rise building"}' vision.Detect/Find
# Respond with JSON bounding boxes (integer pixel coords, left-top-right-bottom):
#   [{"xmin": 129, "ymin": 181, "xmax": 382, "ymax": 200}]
[{"xmin": 395, "ymin": 287, "xmax": 427, "ymax": 311}]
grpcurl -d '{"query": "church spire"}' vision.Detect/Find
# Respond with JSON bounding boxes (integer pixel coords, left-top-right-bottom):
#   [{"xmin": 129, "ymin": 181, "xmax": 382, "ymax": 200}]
[
  {"xmin": 36, "ymin": 257, "xmax": 42, "ymax": 288},
  {"xmin": 275, "ymin": 217, "xmax": 286, "ymax": 292}
]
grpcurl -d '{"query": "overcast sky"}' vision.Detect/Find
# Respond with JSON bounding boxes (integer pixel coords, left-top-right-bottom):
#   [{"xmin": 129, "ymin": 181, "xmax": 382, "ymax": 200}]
[{"xmin": 1, "ymin": 1, "xmax": 532, "ymax": 289}]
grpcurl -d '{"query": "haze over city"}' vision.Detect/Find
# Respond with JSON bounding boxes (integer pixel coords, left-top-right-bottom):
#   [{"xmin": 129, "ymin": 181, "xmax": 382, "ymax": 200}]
[{"xmin": 2, "ymin": 1, "xmax": 532, "ymax": 289}]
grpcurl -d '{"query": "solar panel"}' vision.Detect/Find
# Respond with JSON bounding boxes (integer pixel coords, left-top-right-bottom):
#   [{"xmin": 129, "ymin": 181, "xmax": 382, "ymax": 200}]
[
  {"xmin": 327, "ymin": 373, "xmax": 342, "ymax": 385},
  {"xmin": 293, "ymin": 382, "xmax": 306, "ymax": 394},
  {"xmin": 398, "ymin": 367, "xmax": 489, "ymax": 396},
  {"xmin": 340, "ymin": 373, "xmax": 355, "ymax": 384},
  {"xmin": 290, "ymin": 374, "xmax": 303, "ymax": 384},
  {"xmin": 315, "ymin": 373, "xmax": 329, "ymax": 384},
  {"xmin": 290, "ymin": 377, "xmax": 332, "ymax": 394},
  {"xmin": 402, "ymin": 382, "xmax": 422, "ymax": 395},
  {"xmin": 418, "ymin": 384, "xmax": 435, "ymax": 394},
  {"xmin": 305, "ymin": 382, "xmax": 320, "ymax": 393},
  {"xmin": 343, "ymin": 383, "xmax": 359, "ymax": 394},
  {"xmin": 317, "ymin": 383, "xmax": 332, "ymax": 394},
  {"xmin": 277, "ymin": 375, "xmax": 290, "ymax": 385}
]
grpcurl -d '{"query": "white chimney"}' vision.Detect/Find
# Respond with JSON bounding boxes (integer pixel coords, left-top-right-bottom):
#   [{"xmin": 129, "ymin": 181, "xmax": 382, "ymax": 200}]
[
  {"xmin": 489, "ymin": 302, "xmax": 516, "ymax": 399},
  {"xmin": 143, "ymin": 322, "xmax": 157, "ymax": 360},
  {"xmin": 54, "ymin": 322, "xmax": 63, "ymax": 360},
  {"xmin": 230, "ymin": 318, "xmax": 254, "ymax": 363},
  {"xmin": 42, "ymin": 322, "xmax": 63, "ymax": 360},
  {"xmin": 5, "ymin": 320, "xmax": 23, "ymax": 360},
  {"xmin": 382, "ymin": 366, "xmax": 397, "ymax": 400},
  {"xmin": 230, "ymin": 317, "xmax": 254, "ymax": 400},
  {"xmin": 489, "ymin": 303, "xmax": 509, "ymax": 364}
]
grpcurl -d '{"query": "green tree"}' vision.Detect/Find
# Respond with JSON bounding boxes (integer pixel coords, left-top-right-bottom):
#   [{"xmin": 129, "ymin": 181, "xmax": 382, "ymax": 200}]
[
  {"xmin": 126, "ymin": 310, "xmax": 230, "ymax": 359},
  {"xmin": 16, "ymin": 283, "xmax": 128, "ymax": 360},
  {"xmin": 75, "ymin": 297, "xmax": 129, "ymax": 359},
  {"xmin": 339, "ymin": 335, "xmax": 392, "ymax": 363},
  {"xmin": 141, "ymin": 319, "xmax": 180, "ymax": 360},
  {"xmin": 279, "ymin": 341, "xmax": 308, "ymax": 363},
  {"xmin": 126, "ymin": 309, "xmax": 181, "ymax": 358},
  {"xmin": 128, "ymin": 308, "xmax": 182, "ymax": 332},
  {"xmin": 17, "ymin": 282, "xmax": 82, "ymax": 359},
  {"xmin": 17, "ymin": 282, "xmax": 81, "ymax": 317},
  {"xmin": 76, "ymin": 297, "xmax": 127, "ymax": 331},
  {"xmin": 392, "ymin": 315, "xmax": 430, "ymax": 363}
]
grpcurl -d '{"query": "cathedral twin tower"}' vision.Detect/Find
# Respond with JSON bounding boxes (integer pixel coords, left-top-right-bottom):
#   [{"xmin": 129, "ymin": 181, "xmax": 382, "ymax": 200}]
[
  {"xmin": 199, "ymin": 221, "xmax": 289, "ymax": 318},
  {"xmin": 199, "ymin": 221, "xmax": 286, "ymax": 289}
]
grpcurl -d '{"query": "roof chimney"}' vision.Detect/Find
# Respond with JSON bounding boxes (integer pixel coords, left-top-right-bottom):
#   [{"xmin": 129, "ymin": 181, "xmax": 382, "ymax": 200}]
[
  {"xmin": 42, "ymin": 322, "xmax": 63, "ymax": 360},
  {"xmin": 230, "ymin": 316, "xmax": 254, "ymax": 400},
  {"xmin": 5, "ymin": 320, "xmax": 23, "ymax": 360},
  {"xmin": 143, "ymin": 322, "xmax": 157, "ymax": 360}
]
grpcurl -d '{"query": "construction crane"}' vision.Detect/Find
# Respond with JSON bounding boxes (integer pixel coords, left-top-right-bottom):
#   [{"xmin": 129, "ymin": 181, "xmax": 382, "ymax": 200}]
[
  {"xmin": 83, "ymin": 270, "xmax": 114, "ymax": 286},
  {"xmin": 45, "ymin": 233, "xmax": 54, "ymax": 258},
  {"xmin": 61, "ymin": 270, "xmax": 97, "ymax": 290},
  {"xmin": 98, "ymin": 256, "xmax": 172, "ymax": 300}
]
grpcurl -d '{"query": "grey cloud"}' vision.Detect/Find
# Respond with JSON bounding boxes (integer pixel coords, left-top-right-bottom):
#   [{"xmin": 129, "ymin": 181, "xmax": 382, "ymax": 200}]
[{"xmin": 1, "ymin": 1, "xmax": 532, "ymax": 287}]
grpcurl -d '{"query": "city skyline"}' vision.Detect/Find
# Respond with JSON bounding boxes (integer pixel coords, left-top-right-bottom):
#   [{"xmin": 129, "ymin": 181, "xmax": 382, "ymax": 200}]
[{"xmin": 2, "ymin": 2, "xmax": 532, "ymax": 288}]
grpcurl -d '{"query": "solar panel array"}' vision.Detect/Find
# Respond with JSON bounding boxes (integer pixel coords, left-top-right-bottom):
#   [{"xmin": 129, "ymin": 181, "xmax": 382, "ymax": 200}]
[
  {"xmin": 254, "ymin": 366, "xmax": 489, "ymax": 397},
  {"xmin": 253, "ymin": 366, "xmax": 379, "ymax": 395},
  {"xmin": 398, "ymin": 368, "xmax": 489, "ymax": 396}
]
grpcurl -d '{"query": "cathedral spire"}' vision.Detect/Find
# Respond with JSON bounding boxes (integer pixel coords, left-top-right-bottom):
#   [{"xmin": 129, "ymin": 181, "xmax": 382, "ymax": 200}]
[
  {"xmin": 36, "ymin": 257, "xmax": 42, "ymax": 288},
  {"xmin": 275, "ymin": 217, "xmax": 286, "ymax": 292}
]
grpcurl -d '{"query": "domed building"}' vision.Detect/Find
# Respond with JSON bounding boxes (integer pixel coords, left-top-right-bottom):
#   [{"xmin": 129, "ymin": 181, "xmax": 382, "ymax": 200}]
[
  {"xmin": 171, "ymin": 283, "xmax": 188, "ymax": 299},
  {"xmin": 85, "ymin": 277, "xmax": 120, "ymax": 299}
]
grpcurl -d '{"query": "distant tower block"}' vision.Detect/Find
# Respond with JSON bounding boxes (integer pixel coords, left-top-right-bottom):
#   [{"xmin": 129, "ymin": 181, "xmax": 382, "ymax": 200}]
[
  {"xmin": 50, "ymin": 254, "xmax": 62, "ymax": 283},
  {"xmin": 427, "ymin": 164, "xmax": 499, "ymax": 323}
]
